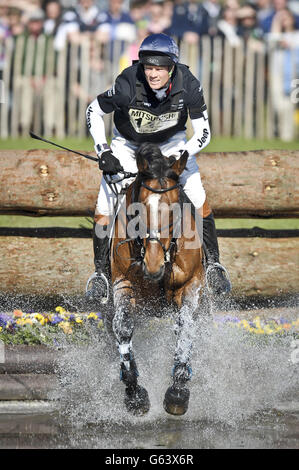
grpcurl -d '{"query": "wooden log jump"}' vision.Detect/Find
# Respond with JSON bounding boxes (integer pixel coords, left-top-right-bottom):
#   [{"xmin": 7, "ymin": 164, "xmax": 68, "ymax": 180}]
[
  {"xmin": 1, "ymin": 235, "xmax": 298, "ymax": 297},
  {"xmin": 0, "ymin": 149, "xmax": 298, "ymax": 217}
]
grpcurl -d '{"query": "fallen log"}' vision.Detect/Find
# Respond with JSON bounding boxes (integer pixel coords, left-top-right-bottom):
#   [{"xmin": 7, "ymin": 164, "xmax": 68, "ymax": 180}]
[
  {"xmin": 0, "ymin": 236, "xmax": 298, "ymax": 297},
  {"xmin": 0, "ymin": 149, "xmax": 99, "ymax": 216},
  {"xmin": 0, "ymin": 149, "xmax": 298, "ymax": 217},
  {"xmin": 199, "ymin": 149, "xmax": 299, "ymax": 217}
]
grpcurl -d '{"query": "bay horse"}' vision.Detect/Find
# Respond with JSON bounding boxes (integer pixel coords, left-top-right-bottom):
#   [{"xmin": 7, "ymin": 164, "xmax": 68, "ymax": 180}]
[{"xmin": 107, "ymin": 143, "xmax": 206, "ymax": 416}]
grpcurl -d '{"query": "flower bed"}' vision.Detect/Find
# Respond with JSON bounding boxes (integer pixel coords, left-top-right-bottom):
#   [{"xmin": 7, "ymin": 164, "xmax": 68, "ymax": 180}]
[
  {"xmin": 0, "ymin": 307, "xmax": 103, "ymax": 345},
  {"xmin": 0, "ymin": 307, "xmax": 298, "ymax": 345},
  {"xmin": 213, "ymin": 315, "xmax": 299, "ymax": 336}
]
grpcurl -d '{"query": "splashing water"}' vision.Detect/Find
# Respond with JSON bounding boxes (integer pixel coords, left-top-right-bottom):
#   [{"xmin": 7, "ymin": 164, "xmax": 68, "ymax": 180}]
[
  {"xmin": 1, "ymin": 290, "xmax": 297, "ymax": 448},
  {"xmin": 191, "ymin": 320, "xmax": 297, "ymax": 425},
  {"xmin": 50, "ymin": 307, "xmax": 298, "ymax": 441}
]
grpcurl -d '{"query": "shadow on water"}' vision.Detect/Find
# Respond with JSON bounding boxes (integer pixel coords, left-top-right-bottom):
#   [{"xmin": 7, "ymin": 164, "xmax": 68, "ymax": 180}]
[{"xmin": 0, "ymin": 294, "xmax": 298, "ymax": 449}]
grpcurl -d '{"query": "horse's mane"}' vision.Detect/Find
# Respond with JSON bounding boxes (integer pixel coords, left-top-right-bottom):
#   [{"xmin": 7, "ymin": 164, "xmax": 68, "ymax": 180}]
[{"xmin": 135, "ymin": 143, "xmax": 179, "ymax": 185}]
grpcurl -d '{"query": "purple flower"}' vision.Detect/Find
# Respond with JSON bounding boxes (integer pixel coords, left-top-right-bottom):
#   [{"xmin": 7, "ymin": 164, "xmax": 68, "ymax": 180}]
[
  {"xmin": 0, "ymin": 314, "xmax": 11, "ymax": 328},
  {"xmin": 223, "ymin": 317, "xmax": 232, "ymax": 323},
  {"xmin": 215, "ymin": 316, "xmax": 240, "ymax": 324},
  {"xmin": 214, "ymin": 316, "xmax": 227, "ymax": 323},
  {"xmin": 49, "ymin": 315, "xmax": 63, "ymax": 325}
]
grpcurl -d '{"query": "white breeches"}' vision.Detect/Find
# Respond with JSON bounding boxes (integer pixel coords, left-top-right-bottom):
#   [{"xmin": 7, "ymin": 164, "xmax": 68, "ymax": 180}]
[{"xmin": 95, "ymin": 130, "xmax": 206, "ymax": 216}]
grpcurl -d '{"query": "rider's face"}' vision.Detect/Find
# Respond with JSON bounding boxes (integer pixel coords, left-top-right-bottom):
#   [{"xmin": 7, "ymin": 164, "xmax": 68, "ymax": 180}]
[{"xmin": 144, "ymin": 65, "xmax": 170, "ymax": 90}]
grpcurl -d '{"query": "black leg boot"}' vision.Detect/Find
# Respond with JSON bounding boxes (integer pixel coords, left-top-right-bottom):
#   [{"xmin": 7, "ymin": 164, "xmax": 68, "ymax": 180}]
[
  {"xmin": 203, "ymin": 213, "xmax": 231, "ymax": 295},
  {"xmin": 85, "ymin": 224, "xmax": 110, "ymax": 304}
]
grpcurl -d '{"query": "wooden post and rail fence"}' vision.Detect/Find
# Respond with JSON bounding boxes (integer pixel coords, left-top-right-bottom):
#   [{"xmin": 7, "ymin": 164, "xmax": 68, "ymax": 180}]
[{"xmin": 0, "ymin": 149, "xmax": 298, "ymax": 298}]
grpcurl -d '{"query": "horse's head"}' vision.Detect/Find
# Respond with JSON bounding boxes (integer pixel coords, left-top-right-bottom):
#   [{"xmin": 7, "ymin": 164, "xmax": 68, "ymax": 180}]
[{"xmin": 135, "ymin": 143, "xmax": 188, "ymax": 281}]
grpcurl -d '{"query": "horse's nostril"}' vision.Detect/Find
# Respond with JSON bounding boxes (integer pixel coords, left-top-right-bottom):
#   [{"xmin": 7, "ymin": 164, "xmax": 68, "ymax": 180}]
[{"xmin": 143, "ymin": 263, "xmax": 165, "ymax": 281}]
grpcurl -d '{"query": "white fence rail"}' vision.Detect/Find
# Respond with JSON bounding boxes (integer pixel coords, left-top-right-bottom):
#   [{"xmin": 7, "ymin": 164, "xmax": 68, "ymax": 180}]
[{"xmin": 0, "ymin": 35, "xmax": 298, "ymax": 140}]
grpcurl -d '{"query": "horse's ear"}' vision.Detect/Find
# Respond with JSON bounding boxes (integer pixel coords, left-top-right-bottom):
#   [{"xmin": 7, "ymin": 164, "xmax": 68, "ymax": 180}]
[
  {"xmin": 136, "ymin": 157, "xmax": 149, "ymax": 173},
  {"xmin": 136, "ymin": 144, "xmax": 150, "ymax": 173},
  {"xmin": 170, "ymin": 150, "xmax": 189, "ymax": 175}
]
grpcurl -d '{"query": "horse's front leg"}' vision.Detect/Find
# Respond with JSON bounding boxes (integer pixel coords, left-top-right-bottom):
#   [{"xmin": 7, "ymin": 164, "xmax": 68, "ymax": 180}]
[
  {"xmin": 164, "ymin": 281, "xmax": 201, "ymax": 416},
  {"xmin": 112, "ymin": 278, "xmax": 150, "ymax": 416}
]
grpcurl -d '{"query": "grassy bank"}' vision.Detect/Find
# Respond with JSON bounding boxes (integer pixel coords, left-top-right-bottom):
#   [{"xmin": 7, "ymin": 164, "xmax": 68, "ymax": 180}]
[
  {"xmin": 0, "ymin": 215, "xmax": 298, "ymax": 230},
  {"xmin": 0, "ymin": 136, "xmax": 299, "ymax": 151}
]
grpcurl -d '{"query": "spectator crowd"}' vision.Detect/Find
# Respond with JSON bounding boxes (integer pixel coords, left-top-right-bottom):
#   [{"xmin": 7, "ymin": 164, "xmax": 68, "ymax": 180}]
[
  {"xmin": 0, "ymin": 0, "xmax": 298, "ymax": 141},
  {"xmin": 0, "ymin": 0, "xmax": 298, "ymax": 52}
]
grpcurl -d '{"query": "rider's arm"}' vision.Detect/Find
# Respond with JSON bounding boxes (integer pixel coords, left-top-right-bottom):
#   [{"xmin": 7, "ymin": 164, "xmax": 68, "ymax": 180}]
[
  {"xmin": 86, "ymin": 71, "xmax": 131, "ymax": 154},
  {"xmin": 86, "ymin": 99, "xmax": 123, "ymax": 173},
  {"xmin": 183, "ymin": 112, "xmax": 211, "ymax": 157},
  {"xmin": 86, "ymin": 99, "xmax": 108, "ymax": 154},
  {"xmin": 182, "ymin": 71, "xmax": 211, "ymax": 157}
]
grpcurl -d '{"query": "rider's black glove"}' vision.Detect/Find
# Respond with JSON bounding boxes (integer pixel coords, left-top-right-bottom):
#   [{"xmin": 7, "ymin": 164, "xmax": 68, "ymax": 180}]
[{"xmin": 98, "ymin": 149, "xmax": 124, "ymax": 175}]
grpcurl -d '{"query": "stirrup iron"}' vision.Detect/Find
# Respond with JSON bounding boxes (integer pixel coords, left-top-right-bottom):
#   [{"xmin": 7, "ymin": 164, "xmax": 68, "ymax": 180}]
[
  {"xmin": 85, "ymin": 271, "xmax": 109, "ymax": 304},
  {"xmin": 205, "ymin": 262, "xmax": 232, "ymax": 294}
]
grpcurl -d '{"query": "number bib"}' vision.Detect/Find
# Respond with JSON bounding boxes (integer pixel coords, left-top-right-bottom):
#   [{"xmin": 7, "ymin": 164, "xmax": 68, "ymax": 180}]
[{"xmin": 129, "ymin": 108, "xmax": 180, "ymax": 134}]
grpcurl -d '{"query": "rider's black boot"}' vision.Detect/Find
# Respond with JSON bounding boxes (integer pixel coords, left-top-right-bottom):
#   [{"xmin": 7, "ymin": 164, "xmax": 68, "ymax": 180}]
[
  {"xmin": 85, "ymin": 224, "xmax": 110, "ymax": 304},
  {"xmin": 202, "ymin": 213, "xmax": 231, "ymax": 295}
]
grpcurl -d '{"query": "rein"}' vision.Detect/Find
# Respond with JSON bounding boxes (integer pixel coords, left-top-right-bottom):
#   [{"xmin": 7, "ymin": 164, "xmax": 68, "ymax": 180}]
[
  {"xmin": 140, "ymin": 181, "xmax": 180, "ymax": 193},
  {"xmin": 113, "ymin": 175, "xmax": 182, "ymax": 266}
]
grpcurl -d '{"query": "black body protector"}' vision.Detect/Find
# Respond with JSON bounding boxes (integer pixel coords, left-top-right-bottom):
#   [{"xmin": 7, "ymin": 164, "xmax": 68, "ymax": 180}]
[{"xmin": 97, "ymin": 62, "xmax": 207, "ymax": 143}]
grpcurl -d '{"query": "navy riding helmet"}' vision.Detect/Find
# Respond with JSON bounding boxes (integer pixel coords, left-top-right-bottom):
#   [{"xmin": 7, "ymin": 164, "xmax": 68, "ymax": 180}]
[{"xmin": 138, "ymin": 33, "xmax": 179, "ymax": 67}]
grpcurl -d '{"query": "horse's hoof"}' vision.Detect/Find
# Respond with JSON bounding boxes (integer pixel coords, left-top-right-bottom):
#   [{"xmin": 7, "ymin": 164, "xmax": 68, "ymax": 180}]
[
  {"xmin": 124, "ymin": 385, "xmax": 150, "ymax": 416},
  {"xmin": 163, "ymin": 385, "xmax": 190, "ymax": 416}
]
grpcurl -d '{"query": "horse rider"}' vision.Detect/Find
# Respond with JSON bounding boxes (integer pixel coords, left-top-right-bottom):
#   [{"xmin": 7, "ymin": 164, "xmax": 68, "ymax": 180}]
[{"xmin": 85, "ymin": 33, "xmax": 231, "ymax": 302}]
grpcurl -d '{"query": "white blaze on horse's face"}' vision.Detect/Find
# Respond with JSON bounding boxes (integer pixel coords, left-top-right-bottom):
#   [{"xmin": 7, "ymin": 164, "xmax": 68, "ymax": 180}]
[
  {"xmin": 146, "ymin": 194, "xmax": 161, "ymax": 238},
  {"xmin": 142, "ymin": 193, "xmax": 166, "ymax": 281}
]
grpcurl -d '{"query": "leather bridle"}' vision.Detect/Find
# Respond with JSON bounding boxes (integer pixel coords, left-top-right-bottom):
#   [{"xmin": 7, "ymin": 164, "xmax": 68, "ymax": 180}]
[
  {"xmin": 138, "ymin": 180, "xmax": 181, "ymax": 263},
  {"xmin": 114, "ymin": 178, "xmax": 182, "ymax": 266}
]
